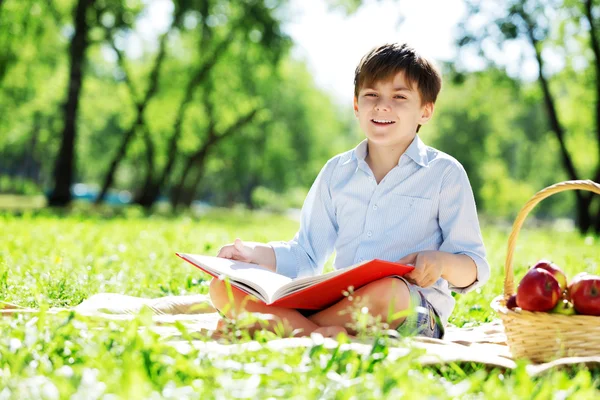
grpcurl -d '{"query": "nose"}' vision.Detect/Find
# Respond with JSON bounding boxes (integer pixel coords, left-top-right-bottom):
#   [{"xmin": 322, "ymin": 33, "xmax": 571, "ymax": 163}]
[{"xmin": 375, "ymin": 98, "xmax": 391, "ymax": 112}]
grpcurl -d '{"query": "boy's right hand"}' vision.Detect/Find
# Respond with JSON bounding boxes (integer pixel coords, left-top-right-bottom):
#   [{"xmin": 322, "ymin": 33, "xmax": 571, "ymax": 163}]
[{"xmin": 217, "ymin": 238, "xmax": 255, "ymax": 264}]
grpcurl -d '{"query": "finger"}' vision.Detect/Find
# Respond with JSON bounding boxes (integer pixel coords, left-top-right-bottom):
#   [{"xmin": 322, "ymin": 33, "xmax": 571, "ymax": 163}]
[
  {"xmin": 420, "ymin": 274, "xmax": 435, "ymax": 287},
  {"xmin": 405, "ymin": 277, "xmax": 417, "ymax": 285},
  {"xmin": 216, "ymin": 246, "xmax": 231, "ymax": 258},
  {"xmin": 412, "ymin": 272, "xmax": 428, "ymax": 287},
  {"xmin": 397, "ymin": 253, "xmax": 417, "ymax": 266},
  {"xmin": 413, "ymin": 254, "xmax": 426, "ymax": 270},
  {"xmin": 405, "ymin": 270, "xmax": 419, "ymax": 282},
  {"xmin": 234, "ymin": 238, "xmax": 251, "ymax": 257},
  {"xmin": 406, "ymin": 266, "xmax": 425, "ymax": 280}
]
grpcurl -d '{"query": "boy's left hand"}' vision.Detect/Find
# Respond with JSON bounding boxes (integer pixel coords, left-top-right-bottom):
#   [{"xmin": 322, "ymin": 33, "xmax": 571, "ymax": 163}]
[{"xmin": 396, "ymin": 251, "xmax": 444, "ymax": 288}]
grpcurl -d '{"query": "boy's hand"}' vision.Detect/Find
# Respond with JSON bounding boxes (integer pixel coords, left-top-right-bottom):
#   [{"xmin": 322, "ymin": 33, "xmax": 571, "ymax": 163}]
[
  {"xmin": 397, "ymin": 251, "xmax": 444, "ymax": 288},
  {"xmin": 217, "ymin": 238, "xmax": 255, "ymax": 263},
  {"xmin": 216, "ymin": 239, "xmax": 278, "ymax": 272}
]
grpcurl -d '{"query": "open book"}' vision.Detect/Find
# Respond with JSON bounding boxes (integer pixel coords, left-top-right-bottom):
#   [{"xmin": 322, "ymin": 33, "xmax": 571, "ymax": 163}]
[{"xmin": 176, "ymin": 253, "xmax": 414, "ymax": 310}]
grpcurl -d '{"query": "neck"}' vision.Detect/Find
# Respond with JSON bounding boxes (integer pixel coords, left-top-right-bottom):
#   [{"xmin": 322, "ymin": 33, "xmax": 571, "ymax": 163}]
[{"xmin": 365, "ymin": 137, "xmax": 414, "ymax": 181}]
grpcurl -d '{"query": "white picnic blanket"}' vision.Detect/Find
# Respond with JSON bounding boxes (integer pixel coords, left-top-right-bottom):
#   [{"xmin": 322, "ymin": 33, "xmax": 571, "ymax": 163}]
[{"xmin": 3, "ymin": 294, "xmax": 599, "ymax": 375}]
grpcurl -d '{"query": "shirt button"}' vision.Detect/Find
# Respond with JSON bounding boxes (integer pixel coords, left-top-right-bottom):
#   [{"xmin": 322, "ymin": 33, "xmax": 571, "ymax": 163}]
[
  {"xmin": 367, "ymin": 231, "xmax": 372, "ymax": 237},
  {"xmin": 372, "ymin": 205, "xmax": 378, "ymax": 210}
]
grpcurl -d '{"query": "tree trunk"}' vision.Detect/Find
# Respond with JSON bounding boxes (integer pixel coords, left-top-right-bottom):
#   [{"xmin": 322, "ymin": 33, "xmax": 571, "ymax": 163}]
[
  {"xmin": 25, "ymin": 112, "xmax": 41, "ymax": 184},
  {"xmin": 594, "ymin": 198, "xmax": 600, "ymax": 233},
  {"xmin": 170, "ymin": 144, "xmax": 212, "ymax": 209},
  {"xmin": 134, "ymin": 31, "xmax": 237, "ymax": 209},
  {"xmin": 242, "ymin": 176, "xmax": 259, "ymax": 209},
  {"xmin": 47, "ymin": 0, "xmax": 94, "ymax": 207},
  {"xmin": 171, "ymin": 108, "xmax": 258, "ymax": 209},
  {"xmin": 134, "ymin": 179, "xmax": 160, "ymax": 209},
  {"xmin": 95, "ymin": 22, "xmax": 172, "ymax": 204},
  {"xmin": 521, "ymin": 14, "xmax": 599, "ymax": 233},
  {"xmin": 95, "ymin": 120, "xmax": 138, "ymax": 204},
  {"xmin": 583, "ymin": 0, "xmax": 600, "ymax": 184},
  {"xmin": 179, "ymin": 168, "xmax": 204, "ymax": 208},
  {"xmin": 575, "ymin": 192, "xmax": 594, "ymax": 233}
]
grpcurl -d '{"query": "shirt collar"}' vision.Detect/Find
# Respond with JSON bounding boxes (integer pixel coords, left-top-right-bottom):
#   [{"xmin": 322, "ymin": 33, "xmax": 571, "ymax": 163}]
[{"xmin": 350, "ymin": 135, "xmax": 429, "ymax": 167}]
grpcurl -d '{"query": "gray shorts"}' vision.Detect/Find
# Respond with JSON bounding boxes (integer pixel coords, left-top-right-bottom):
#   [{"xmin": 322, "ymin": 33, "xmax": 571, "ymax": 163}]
[{"xmin": 395, "ymin": 277, "xmax": 444, "ymax": 339}]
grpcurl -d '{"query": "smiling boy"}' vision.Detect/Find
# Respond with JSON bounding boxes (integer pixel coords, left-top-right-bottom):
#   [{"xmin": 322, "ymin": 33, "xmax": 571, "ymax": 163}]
[{"xmin": 210, "ymin": 43, "xmax": 489, "ymax": 338}]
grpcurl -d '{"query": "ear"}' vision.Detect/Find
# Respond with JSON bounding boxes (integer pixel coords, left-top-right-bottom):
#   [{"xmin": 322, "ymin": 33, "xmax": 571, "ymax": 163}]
[
  {"xmin": 353, "ymin": 96, "xmax": 359, "ymax": 117},
  {"xmin": 419, "ymin": 102, "xmax": 434, "ymax": 125}
]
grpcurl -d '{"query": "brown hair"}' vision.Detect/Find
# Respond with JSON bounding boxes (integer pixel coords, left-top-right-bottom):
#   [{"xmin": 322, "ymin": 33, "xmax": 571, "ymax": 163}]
[{"xmin": 354, "ymin": 43, "xmax": 442, "ymax": 105}]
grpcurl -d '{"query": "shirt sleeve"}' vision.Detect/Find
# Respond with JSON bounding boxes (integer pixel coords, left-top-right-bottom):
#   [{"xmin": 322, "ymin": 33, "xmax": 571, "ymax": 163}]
[
  {"xmin": 437, "ymin": 162, "xmax": 490, "ymax": 294},
  {"xmin": 268, "ymin": 159, "xmax": 339, "ymax": 279}
]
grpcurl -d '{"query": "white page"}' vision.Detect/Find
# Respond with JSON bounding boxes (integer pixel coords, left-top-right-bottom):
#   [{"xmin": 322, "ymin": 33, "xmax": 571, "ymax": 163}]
[{"xmin": 179, "ymin": 254, "xmax": 293, "ymax": 303}]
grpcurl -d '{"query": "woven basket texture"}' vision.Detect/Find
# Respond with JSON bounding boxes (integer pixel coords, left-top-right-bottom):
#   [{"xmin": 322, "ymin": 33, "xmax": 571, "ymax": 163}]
[{"xmin": 491, "ymin": 180, "xmax": 600, "ymax": 363}]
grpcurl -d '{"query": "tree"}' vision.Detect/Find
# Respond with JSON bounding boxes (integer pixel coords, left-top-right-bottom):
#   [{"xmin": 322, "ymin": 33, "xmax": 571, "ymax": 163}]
[
  {"xmin": 1, "ymin": 0, "xmax": 354, "ymax": 212},
  {"xmin": 94, "ymin": 2, "xmax": 185, "ymax": 205},
  {"xmin": 91, "ymin": 0, "xmax": 290, "ymax": 209},
  {"xmin": 0, "ymin": 0, "xmax": 70, "ymax": 194},
  {"xmin": 47, "ymin": 0, "xmax": 96, "ymax": 206},
  {"xmin": 457, "ymin": 0, "xmax": 600, "ymax": 233}
]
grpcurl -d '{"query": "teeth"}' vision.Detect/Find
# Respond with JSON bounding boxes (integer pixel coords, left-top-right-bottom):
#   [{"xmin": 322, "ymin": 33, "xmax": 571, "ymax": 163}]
[{"xmin": 373, "ymin": 119, "xmax": 394, "ymax": 124}]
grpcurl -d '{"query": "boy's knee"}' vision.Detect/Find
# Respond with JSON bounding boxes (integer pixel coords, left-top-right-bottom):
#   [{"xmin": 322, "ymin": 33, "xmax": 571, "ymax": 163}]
[{"xmin": 359, "ymin": 277, "xmax": 411, "ymax": 319}]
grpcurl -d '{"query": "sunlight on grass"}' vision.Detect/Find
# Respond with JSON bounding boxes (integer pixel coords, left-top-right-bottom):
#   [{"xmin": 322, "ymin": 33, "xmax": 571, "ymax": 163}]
[{"xmin": 1, "ymin": 209, "xmax": 599, "ymax": 397}]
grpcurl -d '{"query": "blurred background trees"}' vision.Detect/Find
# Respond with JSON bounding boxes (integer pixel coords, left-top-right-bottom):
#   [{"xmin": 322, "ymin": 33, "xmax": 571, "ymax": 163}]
[{"xmin": 1, "ymin": 0, "xmax": 599, "ymax": 232}]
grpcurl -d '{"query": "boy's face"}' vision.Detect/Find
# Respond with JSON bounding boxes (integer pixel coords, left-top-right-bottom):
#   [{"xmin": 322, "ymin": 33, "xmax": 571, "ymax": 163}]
[{"xmin": 353, "ymin": 71, "xmax": 434, "ymax": 148}]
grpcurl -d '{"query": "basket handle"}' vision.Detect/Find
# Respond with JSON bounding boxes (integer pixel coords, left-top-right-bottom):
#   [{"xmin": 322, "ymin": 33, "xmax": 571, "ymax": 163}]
[{"xmin": 504, "ymin": 180, "xmax": 600, "ymax": 297}]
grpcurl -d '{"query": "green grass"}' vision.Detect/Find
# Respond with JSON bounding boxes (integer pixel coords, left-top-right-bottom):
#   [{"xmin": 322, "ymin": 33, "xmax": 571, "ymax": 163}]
[{"xmin": 1, "ymin": 209, "xmax": 599, "ymax": 398}]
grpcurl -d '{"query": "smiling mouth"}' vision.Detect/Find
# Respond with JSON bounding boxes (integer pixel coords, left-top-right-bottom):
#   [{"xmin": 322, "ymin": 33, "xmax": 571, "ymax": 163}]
[{"xmin": 371, "ymin": 119, "xmax": 395, "ymax": 126}]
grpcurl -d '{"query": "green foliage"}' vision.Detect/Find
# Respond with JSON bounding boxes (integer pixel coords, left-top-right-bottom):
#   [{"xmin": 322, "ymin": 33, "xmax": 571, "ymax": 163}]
[
  {"xmin": 0, "ymin": 211, "xmax": 599, "ymax": 396},
  {"xmin": 194, "ymin": 58, "xmax": 356, "ymax": 207},
  {"xmin": 0, "ymin": 176, "xmax": 42, "ymax": 196},
  {"xmin": 251, "ymin": 186, "xmax": 308, "ymax": 213},
  {"xmin": 1, "ymin": 0, "xmax": 599, "ymax": 223},
  {"xmin": 425, "ymin": 65, "xmax": 579, "ymax": 220},
  {"xmin": 455, "ymin": 0, "xmax": 600, "ymax": 229}
]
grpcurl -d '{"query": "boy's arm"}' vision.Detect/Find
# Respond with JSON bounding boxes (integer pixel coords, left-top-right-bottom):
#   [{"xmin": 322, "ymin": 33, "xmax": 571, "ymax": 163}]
[
  {"xmin": 400, "ymin": 162, "xmax": 488, "ymax": 290},
  {"xmin": 434, "ymin": 162, "xmax": 489, "ymax": 292},
  {"xmin": 218, "ymin": 159, "xmax": 338, "ymax": 278},
  {"xmin": 440, "ymin": 253, "xmax": 477, "ymax": 289},
  {"xmin": 268, "ymin": 159, "xmax": 339, "ymax": 279}
]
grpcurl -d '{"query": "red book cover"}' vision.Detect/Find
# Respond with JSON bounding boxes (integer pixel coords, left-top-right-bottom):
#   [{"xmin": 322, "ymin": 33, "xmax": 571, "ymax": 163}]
[
  {"xmin": 271, "ymin": 259, "xmax": 414, "ymax": 309},
  {"xmin": 177, "ymin": 253, "xmax": 414, "ymax": 310}
]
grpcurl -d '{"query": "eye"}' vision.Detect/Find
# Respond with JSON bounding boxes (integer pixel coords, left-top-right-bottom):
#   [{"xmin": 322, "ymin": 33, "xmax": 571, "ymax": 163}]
[
  {"xmin": 364, "ymin": 93, "xmax": 377, "ymax": 97},
  {"xmin": 394, "ymin": 95, "xmax": 407, "ymax": 99}
]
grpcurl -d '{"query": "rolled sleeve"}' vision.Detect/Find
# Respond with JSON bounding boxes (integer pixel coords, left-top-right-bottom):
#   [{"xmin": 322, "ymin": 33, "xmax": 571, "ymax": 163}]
[
  {"xmin": 452, "ymin": 251, "xmax": 490, "ymax": 294},
  {"xmin": 268, "ymin": 241, "xmax": 300, "ymax": 278},
  {"xmin": 437, "ymin": 162, "xmax": 490, "ymax": 294},
  {"xmin": 268, "ymin": 159, "xmax": 339, "ymax": 279}
]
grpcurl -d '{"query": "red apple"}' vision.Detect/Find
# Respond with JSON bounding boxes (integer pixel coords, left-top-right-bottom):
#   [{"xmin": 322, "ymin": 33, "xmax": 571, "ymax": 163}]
[
  {"xmin": 569, "ymin": 274, "xmax": 600, "ymax": 316},
  {"xmin": 566, "ymin": 272, "xmax": 589, "ymax": 301},
  {"xmin": 516, "ymin": 268, "xmax": 561, "ymax": 312},
  {"xmin": 506, "ymin": 294, "xmax": 518, "ymax": 310},
  {"xmin": 531, "ymin": 260, "xmax": 568, "ymax": 291}
]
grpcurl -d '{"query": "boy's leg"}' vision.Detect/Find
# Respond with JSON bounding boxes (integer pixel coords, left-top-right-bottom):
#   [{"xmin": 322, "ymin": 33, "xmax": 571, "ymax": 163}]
[
  {"xmin": 209, "ymin": 278, "xmax": 320, "ymax": 337},
  {"xmin": 307, "ymin": 277, "xmax": 412, "ymax": 335}
]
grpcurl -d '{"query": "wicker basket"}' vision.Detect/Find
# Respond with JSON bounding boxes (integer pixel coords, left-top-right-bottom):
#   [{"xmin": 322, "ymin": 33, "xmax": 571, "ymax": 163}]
[{"xmin": 491, "ymin": 180, "xmax": 600, "ymax": 363}]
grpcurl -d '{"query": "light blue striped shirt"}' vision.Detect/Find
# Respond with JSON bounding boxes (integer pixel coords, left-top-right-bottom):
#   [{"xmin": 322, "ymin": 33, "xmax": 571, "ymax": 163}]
[{"xmin": 269, "ymin": 135, "xmax": 489, "ymax": 325}]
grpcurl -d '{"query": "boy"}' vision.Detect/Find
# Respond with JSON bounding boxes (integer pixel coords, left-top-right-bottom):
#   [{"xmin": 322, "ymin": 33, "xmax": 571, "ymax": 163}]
[{"xmin": 210, "ymin": 43, "xmax": 489, "ymax": 339}]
